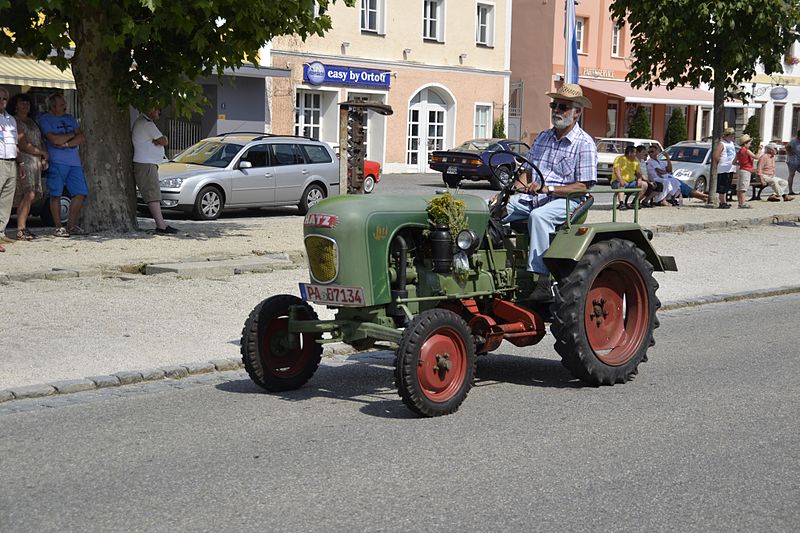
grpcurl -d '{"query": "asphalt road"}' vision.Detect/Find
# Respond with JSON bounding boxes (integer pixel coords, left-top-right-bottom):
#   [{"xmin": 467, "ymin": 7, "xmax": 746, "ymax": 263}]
[{"xmin": 2, "ymin": 294, "xmax": 798, "ymax": 532}]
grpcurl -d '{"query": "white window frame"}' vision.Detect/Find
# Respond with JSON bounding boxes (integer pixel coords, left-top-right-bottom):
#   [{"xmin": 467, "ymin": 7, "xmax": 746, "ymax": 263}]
[
  {"xmin": 576, "ymin": 17, "xmax": 585, "ymax": 54},
  {"xmin": 360, "ymin": 0, "xmax": 386, "ymax": 35},
  {"xmin": 476, "ymin": 2, "xmax": 495, "ymax": 47},
  {"xmin": 423, "ymin": 0, "xmax": 445, "ymax": 42},
  {"xmin": 611, "ymin": 22, "xmax": 622, "ymax": 57},
  {"xmin": 294, "ymin": 90, "xmax": 322, "ymax": 140},
  {"xmin": 474, "ymin": 103, "xmax": 492, "ymax": 138}
]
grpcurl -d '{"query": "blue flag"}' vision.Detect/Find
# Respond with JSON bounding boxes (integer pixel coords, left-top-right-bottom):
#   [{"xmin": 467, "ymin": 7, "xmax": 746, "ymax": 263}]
[{"xmin": 564, "ymin": 0, "xmax": 579, "ymax": 84}]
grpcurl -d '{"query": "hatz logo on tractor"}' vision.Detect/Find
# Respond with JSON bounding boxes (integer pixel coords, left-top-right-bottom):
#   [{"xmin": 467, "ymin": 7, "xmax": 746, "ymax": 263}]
[{"xmin": 304, "ymin": 213, "xmax": 338, "ymax": 228}]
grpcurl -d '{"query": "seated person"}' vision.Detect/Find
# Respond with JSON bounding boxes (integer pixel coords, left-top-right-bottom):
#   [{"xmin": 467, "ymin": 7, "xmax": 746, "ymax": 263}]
[
  {"xmin": 611, "ymin": 145, "xmax": 648, "ymax": 209},
  {"xmin": 646, "ymin": 146, "xmax": 683, "ymax": 205},
  {"xmin": 501, "ymin": 84, "xmax": 597, "ymax": 300},
  {"xmin": 757, "ymin": 144, "xmax": 793, "ymax": 202}
]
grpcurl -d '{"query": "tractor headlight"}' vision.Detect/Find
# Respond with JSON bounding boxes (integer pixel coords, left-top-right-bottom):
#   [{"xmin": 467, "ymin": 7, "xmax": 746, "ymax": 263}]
[{"xmin": 456, "ymin": 229, "xmax": 479, "ymax": 252}]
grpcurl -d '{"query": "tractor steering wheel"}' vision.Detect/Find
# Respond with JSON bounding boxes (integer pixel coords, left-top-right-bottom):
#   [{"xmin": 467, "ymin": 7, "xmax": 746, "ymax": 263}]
[{"xmin": 487, "ymin": 150, "xmax": 545, "ymax": 219}]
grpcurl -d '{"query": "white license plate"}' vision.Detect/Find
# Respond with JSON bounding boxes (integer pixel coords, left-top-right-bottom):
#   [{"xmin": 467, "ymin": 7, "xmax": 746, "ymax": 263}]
[
  {"xmin": 299, "ymin": 283, "xmax": 365, "ymax": 306},
  {"xmin": 446, "ymin": 166, "xmax": 458, "ymax": 174}
]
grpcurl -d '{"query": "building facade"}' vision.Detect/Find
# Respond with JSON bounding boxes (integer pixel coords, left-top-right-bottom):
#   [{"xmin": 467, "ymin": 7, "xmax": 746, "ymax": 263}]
[
  {"xmin": 510, "ymin": 0, "xmax": 728, "ymax": 146},
  {"xmin": 270, "ymin": 0, "xmax": 511, "ymax": 173},
  {"xmin": 747, "ymin": 40, "xmax": 800, "ymax": 145}
]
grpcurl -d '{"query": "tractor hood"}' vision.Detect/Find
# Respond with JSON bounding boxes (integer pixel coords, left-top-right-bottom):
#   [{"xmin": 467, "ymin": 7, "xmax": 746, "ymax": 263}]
[{"xmin": 302, "ymin": 193, "xmax": 491, "ymax": 306}]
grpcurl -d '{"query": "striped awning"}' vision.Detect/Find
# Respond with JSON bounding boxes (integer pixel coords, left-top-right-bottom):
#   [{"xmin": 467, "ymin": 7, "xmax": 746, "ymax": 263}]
[{"xmin": 0, "ymin": 55, "xmax": 75, "ymax": 90}]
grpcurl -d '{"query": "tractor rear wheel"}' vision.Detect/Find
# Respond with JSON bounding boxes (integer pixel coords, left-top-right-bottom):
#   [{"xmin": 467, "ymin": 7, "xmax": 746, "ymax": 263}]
[
  {"xmin": 241, "ymin": 294, "xmax": 322, "ymax": 391},
  {"xmin": 550, "ymin": 239, "xmax": 660, "ymax": 385},
  {"xmin": 395, "ymin": 309, "xmax": 476, "ymax": 417}
]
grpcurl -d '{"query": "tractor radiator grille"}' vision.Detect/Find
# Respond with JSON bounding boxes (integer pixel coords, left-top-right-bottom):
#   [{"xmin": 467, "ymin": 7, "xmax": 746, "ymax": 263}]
[{"xmin": 305, "ymin": 235, "xmax": 338, "ymax": 283}]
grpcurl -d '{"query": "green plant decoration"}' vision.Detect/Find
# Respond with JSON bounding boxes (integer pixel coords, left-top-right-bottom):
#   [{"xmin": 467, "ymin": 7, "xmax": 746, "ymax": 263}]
[
  {"xmin": 665, "ymin": 108, "xmax": 688, "ymax": 147},
  {"xmin": 628, "ymin": 107, "xmax": 652, "ymax": 138},
  {"xmin": 743, "ymin": 115, "xmax": 761, "ymax": 152},
  {"xmin": 426, "ymin": 192, "xmax": 468, "ymax": 242}
]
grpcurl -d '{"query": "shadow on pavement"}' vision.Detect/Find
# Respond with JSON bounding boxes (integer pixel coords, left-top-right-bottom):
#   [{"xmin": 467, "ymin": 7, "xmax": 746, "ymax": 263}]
[{"xmin": 215, "ymin": 350, "xmax": 584, "ymax": 418}]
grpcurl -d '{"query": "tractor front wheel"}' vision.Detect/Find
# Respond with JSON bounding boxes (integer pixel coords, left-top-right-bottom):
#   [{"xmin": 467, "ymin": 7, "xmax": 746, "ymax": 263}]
[
  {"xmin": 395, "ymin": 309, "xmax": 476, "ymax": 417},
  {"xmin": 550, "ymin": 239, "xmax": 660, "ymax": 385},
  {"xmin": 241, "ymin": 294, "xmax": 322, "ymax": 391}
]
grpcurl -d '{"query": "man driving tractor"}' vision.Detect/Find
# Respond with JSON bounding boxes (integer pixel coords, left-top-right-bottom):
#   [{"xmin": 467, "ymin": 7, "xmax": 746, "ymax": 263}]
[{"xmin": 502, "ymin": 83, "xmax": 598, "ymax": 300}]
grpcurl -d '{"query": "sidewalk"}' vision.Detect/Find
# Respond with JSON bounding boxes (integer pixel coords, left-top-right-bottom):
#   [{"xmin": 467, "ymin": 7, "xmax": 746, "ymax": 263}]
[
  {"xmin": 2, "ymin": 196, "xmax": 800, "ymax": 398},
  {"xmin": 2, "ymin": 196, "xmax": 799, "ymax": 280}
]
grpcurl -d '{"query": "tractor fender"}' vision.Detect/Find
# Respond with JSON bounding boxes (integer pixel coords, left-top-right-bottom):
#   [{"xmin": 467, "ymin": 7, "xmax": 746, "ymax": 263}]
[{"xmin": 544, "ymin": 222, "xmax": 676, "ymax": 277}]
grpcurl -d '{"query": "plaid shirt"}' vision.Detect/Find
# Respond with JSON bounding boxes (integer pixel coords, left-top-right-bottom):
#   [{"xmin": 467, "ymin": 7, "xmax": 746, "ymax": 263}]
[{"xmin": 520, "ymin": 122, "xmax": 597, "ymax": 208}]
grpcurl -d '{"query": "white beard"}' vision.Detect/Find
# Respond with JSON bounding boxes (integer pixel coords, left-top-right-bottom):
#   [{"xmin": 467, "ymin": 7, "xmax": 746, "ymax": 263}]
[{"xmin": 551, "ymin": 112, "xmax": 576, "ymax": 129}]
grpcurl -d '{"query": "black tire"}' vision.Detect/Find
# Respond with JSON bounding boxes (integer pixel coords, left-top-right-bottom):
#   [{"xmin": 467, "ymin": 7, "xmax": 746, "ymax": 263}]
[
  {"xmin": 550, "ymin": 239, "xmax": 660, "ymax": 386},
  {"xmin": 38, "ymin": 195, "xmax": 70, "ymax": 226},
  {"xmin": 241, "ymin": 294, "xmax": 322, "ymax": 392},
  {"xmin": 193, "ymin": 185, "xmax": 223, "ymax": 220},
  {"xmin": 694, "ymin": 176, "xmax": 707, "ymax": 193},
  {"xmin": 395, "ymin": 309, "xmax": 476, "ymax": 417},
  {"xmin": 363, "ymin": 175, "xmax": 376, "ymax": 194},
  {"xmin": 442, "ymin": 174, "xmax": 461, "ymax": 188},
  {"xmin": 489, "ymin": 165, "xmax": 513, "ymax": 190},
  {"xmin": 298, "ymin": 184, "xmax": 325, "ymax": 215}
]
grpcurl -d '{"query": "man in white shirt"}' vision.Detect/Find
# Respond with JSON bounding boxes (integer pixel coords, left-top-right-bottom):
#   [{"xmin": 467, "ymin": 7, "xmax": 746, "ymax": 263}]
[
  {"xmin": 132, "ymin": 108, "xmax": 177, "ymax": 234},
  {"xmin": 0, "ymin": 86, "xmax": 25, "ymax": 251}
]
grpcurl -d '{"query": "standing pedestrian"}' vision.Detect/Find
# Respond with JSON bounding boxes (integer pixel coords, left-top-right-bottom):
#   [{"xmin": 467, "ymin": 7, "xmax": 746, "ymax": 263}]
[
  {"xmin": 712, "ymin": 127, "xmax": 737, "ymax": 209},
  {"xmin": 786, "ymin": 129, "xmax": 800, "ymax": 195},
  {"xmin": 131, "ymin": 108, "xmax": 177, "ymax": 234},
  {"xmin": 0, "ymin": 86, "xmax": 24, "ymax": 251},
  {"xmin": 734, "ymin": 134, "xmax": 760, "ymax": 209},
  {"xmin": 9, "ymin": 92, "xmax": 48, "ymax": 240},
  {"xmin": 38, "ymin": 93, "xmax": 88, "ymax": 237}
]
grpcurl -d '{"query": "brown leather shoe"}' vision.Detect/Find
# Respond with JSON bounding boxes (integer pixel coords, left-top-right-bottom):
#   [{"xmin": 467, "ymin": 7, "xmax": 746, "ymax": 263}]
[
  {"xmin": 784, "ymin": 195, "xmax": 794, "ymax": 202},
  {"xmin": 768, "ymin": 195, "xmax": 781, "ymax": 202}
]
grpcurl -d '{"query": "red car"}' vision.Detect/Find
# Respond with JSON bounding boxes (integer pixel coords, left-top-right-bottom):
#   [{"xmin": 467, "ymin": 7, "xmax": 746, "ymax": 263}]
[
  {"xmin": 362, "ymin": 158, "xmax": 381, "ymax": 194},
  {"xmin": 328, "ymin": 143, "xmax": 381, "ymax": 194}
]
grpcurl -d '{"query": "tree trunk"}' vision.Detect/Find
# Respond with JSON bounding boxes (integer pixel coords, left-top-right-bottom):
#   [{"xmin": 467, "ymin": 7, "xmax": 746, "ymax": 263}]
[
  {"xmin": 70, "ymin": 11, "xmax": 138, "ymax": 232},
  {"xmin": 707, "ymin": 70, "xmax": 726, "ymax": 207}
]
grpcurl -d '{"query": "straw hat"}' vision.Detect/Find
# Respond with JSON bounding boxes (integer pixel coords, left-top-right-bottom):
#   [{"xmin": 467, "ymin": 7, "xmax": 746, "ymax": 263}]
[
  {"xmin": 723, "ymin": 127, "xmax": 735, "ymax": 135},
  {"xmin": 738, "ymin": 134, "xmax": 752, "ymax": 144},
  {"xmin": 545, "ymin": 83, "xmax": 592, "ymax": 109}
]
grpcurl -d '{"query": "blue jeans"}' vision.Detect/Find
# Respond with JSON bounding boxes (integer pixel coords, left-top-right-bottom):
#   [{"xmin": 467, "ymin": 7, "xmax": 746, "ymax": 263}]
[{"xmin": 503, "ymin": 196, "xmax": 581, "ymax": 274}]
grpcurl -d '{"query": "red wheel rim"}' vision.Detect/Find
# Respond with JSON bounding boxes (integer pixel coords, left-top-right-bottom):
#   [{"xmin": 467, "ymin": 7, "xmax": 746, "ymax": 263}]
[
  {"xmin": 584, "ymin": 260, "xmax": 649, "ymax": 366},
  {"xmin": 261, "ymin": 316, "xmax": 315, "ymax": 378},
  {"xmin": 416, "ymin": 326, "xmax": 468, "ymax": 402}
]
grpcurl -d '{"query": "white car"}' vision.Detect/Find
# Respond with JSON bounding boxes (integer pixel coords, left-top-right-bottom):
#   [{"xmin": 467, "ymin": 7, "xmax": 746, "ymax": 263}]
[{"xmin": 595, "ymin": 137, "xmax": 663, "ymax": 183}]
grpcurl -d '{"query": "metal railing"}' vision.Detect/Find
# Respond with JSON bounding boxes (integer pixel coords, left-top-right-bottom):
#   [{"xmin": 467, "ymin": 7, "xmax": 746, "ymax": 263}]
[{"xmin": 166, "ymin": 119, "xmax": 202, "ymax": 159}]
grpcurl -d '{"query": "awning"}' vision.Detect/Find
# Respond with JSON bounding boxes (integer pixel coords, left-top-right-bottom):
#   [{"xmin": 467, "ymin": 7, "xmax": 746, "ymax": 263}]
[
  {"xmin": 217, "ymin": 63, "xmax": 291, "ymax": 79},
  {"xmin": 0, "ymin": 55, "xmax": 75, "ymax": 90},
  {"xmin": 580, "ymin": 78, "xmax": 713, "ymax": 106}
]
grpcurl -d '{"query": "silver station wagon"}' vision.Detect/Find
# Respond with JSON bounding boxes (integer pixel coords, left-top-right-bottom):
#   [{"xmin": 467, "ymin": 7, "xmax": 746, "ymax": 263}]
[{"xmin": 147, "ymin": 134, "xmax": 340, "ymax": 220}]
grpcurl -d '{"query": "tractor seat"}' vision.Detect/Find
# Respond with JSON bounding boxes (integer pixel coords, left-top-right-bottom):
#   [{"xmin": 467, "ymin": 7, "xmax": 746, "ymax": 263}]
[{"xmin": 509, "ymin": 195, "xmax": 594, "ymax": 234}]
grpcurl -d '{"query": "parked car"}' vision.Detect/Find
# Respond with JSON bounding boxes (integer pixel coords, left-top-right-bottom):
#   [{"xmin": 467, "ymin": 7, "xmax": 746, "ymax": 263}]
[
  {"xmin": 428, "ymin": 138, "xmax": 530, "ymax": 190},
  {"xmin": 141, "ymin": 134, "xmax": 340, "ymax": 220},
  {"xmin": 327, "ymin": 143, "xmax": 381, "ymax": 194},
  {"xmin": 596, "ymin": 137, "xmax": 663, "ymax": 183},
  {"xmin": 663, "ymin": 141, "xmax": 714, "ymax": 192}
]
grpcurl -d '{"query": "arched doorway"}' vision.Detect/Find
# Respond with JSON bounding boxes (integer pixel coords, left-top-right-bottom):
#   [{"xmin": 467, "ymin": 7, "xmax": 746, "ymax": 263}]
[{"xmin": 406, "ymin": 86, "xmax": 454, "ymax": 173}]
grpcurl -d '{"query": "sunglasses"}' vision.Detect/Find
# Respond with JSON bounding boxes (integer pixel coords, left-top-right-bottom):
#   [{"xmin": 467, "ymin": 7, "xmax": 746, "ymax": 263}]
[{"xmin": 549, "ymin": 101, "xmax": 574, "ymax": 112}]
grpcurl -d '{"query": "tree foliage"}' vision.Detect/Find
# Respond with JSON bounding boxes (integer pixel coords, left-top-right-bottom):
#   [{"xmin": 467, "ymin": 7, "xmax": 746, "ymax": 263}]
[
  {"xmin": 628, "ymin": 107, "xmax": 652, "ymax": 139},
  {"xmin": 665, "ymin": 108, "xmax": 688, "ymax": 147},
  {"xmin": 609, "ymin": 0, "xmax": 800, "ymax": 204},
  {"xmin": 492, "ymin": 115, "xmax": 506, "ymax": 138},
  {"xmin": 743, "ymin": 114, "xmax": 761, "ymax": 151},
  {"xmin": 0, "ymin": 0, "xmax": 352, "ymax": 113}
]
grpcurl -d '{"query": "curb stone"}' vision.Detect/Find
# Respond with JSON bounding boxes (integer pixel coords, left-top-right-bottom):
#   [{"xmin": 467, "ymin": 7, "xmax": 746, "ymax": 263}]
[{"xmin": 48, "ymin": 379, "xmax": 96, "ymax": 394}]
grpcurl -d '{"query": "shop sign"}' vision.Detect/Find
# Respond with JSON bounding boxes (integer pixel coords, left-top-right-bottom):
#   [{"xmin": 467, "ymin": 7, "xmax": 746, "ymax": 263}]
[
  {"xmin": 582, "ymin": 68, "xmax": 615, "ymax": 79},
  {"xmin": 770, "ymin": 86, "xmax": 788, "ymax": 100},
  {"xmin": 303, "ymin": 61, "xmax": 391, "ymax": 89}
]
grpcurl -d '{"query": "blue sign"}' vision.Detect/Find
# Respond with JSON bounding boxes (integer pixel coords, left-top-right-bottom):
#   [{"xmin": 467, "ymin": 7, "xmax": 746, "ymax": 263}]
[{"xmin": 303, "ymin": 62, "xmax": 391, "ymax": 89}]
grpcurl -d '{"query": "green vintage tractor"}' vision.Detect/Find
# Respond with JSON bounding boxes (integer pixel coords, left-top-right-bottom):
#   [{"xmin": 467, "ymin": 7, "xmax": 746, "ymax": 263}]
[{"xmin": 241, "ymin": 151, "xmax": 677, "ymax": 417}]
